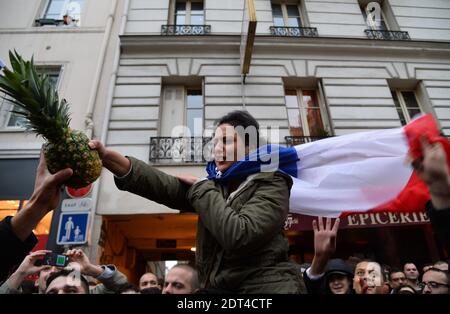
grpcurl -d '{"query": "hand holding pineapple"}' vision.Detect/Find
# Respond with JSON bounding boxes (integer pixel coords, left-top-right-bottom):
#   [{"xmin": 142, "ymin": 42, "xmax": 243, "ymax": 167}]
[
  {"xmin": 0, "ymin": 51, "xmax": 102, "ymax": 188},
  {"xmin": 88, "ymin": 140, "xmax": 131, "ymax": 178},
  {"xmin": 11, "ymin": 152, "xmax": 73, "ymax": 241}
]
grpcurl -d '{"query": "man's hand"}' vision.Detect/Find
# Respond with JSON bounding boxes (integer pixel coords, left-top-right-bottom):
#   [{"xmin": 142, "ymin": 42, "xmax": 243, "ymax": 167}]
[
  {"xmin": 65, "ymin": 248, "xmax": 102, "ymax": 277},
  {"xmin": 313, "ymin": 217, "xmax": 340, "ymax": 257},
  {"xmin": 176, "ymin": 174, "xmax": 200, "ymax": 186},
  {"xmin": 11, "ymin": 151, "xmax": 72, "ymax": 241},
  {"xmin": 412, "ymin": 136, "xmax": 450, "ymax": 209},
  {"xmin": 89, "ymin": 139, "xmax": 131, "ymax": 177},
  {"xmin": 7, "ymin": 250, "xmax": 52, "ymax": 289},
  {"xmin": 310, "ymin": 217, "xmax": 340, "ymax": 276},
  {"xmin": 31, "ymin": 151, "xmax": 73, "ymax": 210}
]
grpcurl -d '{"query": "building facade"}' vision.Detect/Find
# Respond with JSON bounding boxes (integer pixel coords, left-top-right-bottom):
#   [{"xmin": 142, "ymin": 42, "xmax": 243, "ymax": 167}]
[
  {"xmin": 1, "ymin": 0, "xmax": 450, "ymax": 281},
  {"xmin": 0, "ymin": 0, "xmax": 122, "ymax": 254}
]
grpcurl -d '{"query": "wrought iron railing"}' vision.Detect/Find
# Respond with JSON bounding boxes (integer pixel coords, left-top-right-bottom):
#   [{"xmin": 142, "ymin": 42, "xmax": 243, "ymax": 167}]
[
  {"xmin": 270, "ymin": 26, "xmax": 319, "ymax": 37},
  {"xmin": 34, "ymin": 18, "xmax": 79, "ymax": 27},
  {"xmin": 149, "ymin": 137, "xmax": 213, "ymax": 164},
  {"xmin": 284, "ymin": 136, "xmax": 330, "ymax": 147},
  {"xmin": 161, "ymin": 25, "xmax": 211, "ymax": 35},
  {"xmin": 364, "ymin": 29, "xmax": 410, "ymax": 40}
]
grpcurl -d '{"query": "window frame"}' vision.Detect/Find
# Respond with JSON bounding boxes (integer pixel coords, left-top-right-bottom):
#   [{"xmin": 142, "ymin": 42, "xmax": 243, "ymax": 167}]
[
  {"xmin": 359, "ymin": 0, "xmax": 400, "ymax": 31},
  {"xmin": 284, "ymin": 87, "xmax": 330, "ymax": 137},
  {"xmin": 271, "ymin": 1, "xmax": 308, "ymax": 28},
  {"xmin": 38, "ymin": 0, "xmax": 84, "ymax": 26},
  {"xmin": 170, "ymin": 0, "xmax": 205, "ymax": 25},
  {"xmin": 185, "ymin": 87, "xmax": 204, "ymax": 137},
  {"xmin": 0, "ymin": 65, "xmax": 62, "ymax": 130},
  {"xmin": 391, "ymin": 89, "xmax": 424, "ymax": 125}
]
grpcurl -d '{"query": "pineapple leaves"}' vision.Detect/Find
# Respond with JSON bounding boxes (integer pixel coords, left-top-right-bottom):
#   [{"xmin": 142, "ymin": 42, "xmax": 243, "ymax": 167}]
[{"xmin": 0, "ymin": 50, "xmax": 71, "ymax": 142}]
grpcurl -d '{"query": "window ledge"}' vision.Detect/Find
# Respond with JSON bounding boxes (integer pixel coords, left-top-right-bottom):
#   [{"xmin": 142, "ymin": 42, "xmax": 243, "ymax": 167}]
[
  {"xmin": 0, "ymin": 27, "xmax": 105, "ymax": 35},
  {"xmin": 0, "ymin": 128, "xmax": 26, "ymax": 133}
]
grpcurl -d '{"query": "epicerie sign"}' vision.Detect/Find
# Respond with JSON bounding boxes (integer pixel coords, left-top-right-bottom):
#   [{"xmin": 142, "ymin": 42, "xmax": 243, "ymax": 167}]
[{"xmin": 61, "ymin": 198, "xmax": 92, "ymax": 212}]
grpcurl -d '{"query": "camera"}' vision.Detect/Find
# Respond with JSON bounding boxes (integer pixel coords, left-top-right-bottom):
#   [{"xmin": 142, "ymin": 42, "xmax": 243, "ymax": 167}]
[{"xmin": 34, "ymin": 253, "xmax": 69, "ymax": 267}]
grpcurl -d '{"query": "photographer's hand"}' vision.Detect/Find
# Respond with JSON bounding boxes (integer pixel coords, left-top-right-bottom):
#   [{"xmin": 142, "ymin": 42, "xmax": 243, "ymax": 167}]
[
  {"xmin": 65, "ymin": 248, "xmax": 102, "ymax": 277},
  {"xmin": 7, "ymin": 250, "xmax": 51, "ymax": 289}
]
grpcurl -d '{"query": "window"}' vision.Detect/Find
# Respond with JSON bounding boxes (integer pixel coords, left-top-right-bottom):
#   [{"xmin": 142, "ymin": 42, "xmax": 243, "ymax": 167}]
[
  {"xmin": 285, "ymin": 89, "xmax": 329, "ymax": 137},
  {"xmin": 271, "ymin": 2, "xmax": 303, "ymax": 27},
  {"xmin": 160, "ymin": 85, "xmax": 204, "ymax": 137},
  {"xmin": 174, "ymin": 0, "xmax": 204, "ymax": 25},
  {"xmin": 186, "ymin": 89, "xmax": 203, "ymax": 136},
  {"xmin": 1, "ymin": 66, "xmax": 61, "ymax": 129},
  {"xmin": 39, "ymin": 0, "xmax": 84, "ymax": 26},
  {"xmin": 391, "ymin": 90, "xmax": 423, "ymax": 125},
  {"xmin": 360, "ymin": 1, "xmax": 388, "ymax": 30}
]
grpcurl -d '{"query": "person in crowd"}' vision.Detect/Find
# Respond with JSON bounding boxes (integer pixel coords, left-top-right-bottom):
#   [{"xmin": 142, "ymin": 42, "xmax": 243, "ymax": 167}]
[
  {"xmin": 420, "ymin": 267, "xmax": 449, "ymax": 294},
  {"xmin": 403, "ymin": 262, "xmax": 420, "ymax": 292},
  {"xmin": 139, "ymin": 272, "xmax": 161, "ymax": 291},
  {"xmin": 433, "ymin": 261, "xmax": 449, "ymax": 272},
  {"xmin": 412, "ymin": 136, "xmax": 450, "ymax": 255},
  {"xmin": 392, "ymin": 284, "xmax": 417, "ymax": 294},
  {"xmin": 45, "ymin": 269, "xmax": 89, "ymax": 294},
  {"xmin": 1, "ymin": 248, "xmax": 128, "ymax": 294},
  {"xmin": 162, "ymin": 264, "xmax": 199, "ymax": 294},
  {"xmin": 353, "ymin": 260, "xmax": 388, "ymax": 294},
  {"xmin": 0, "ymin": 152, "xmax": 72, "ymax": 283},
  {"xmin": 389, "ymin": 268, "xmax": 407, "ymax": 292},
  {"xmin": 422, "ymin": 263, "xmax": 434, "ymax": 274},
  {"xmin": 117, "ymin": 283, "xmax": 140, "ymax": 294},
  {"xmin": 88, "ymin": 110, "xmax": 304, "ymax": 293},
  {"xmin": 303, "ymin": 217, "xmax": 353, "ymax": 294}
]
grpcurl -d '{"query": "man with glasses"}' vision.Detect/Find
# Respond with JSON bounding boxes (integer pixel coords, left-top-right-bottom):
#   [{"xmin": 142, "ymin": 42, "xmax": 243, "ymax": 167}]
[{"xmin": 420, "ymin": 268, "xmax": 449, "ymax": 294}]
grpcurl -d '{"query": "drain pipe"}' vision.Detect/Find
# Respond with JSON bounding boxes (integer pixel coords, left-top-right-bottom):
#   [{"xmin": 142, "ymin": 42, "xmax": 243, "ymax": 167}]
[
  {"xmin": 88, "ymin": 0, "xmax": 129, "ymax": 263},
  {"xmin": 84, "ymin": 0, "xmax": 118, "ymax": 138}
]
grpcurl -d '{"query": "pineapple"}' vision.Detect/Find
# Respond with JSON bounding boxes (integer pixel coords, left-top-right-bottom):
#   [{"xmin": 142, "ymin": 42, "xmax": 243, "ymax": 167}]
[{"xmin": 0, "ymin": 50, "xmax": 102, "ymax": 188}]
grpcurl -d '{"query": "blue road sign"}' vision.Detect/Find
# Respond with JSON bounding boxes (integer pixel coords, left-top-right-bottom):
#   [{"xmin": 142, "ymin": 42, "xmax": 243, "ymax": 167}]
[{"xmin": 56, "ymin": 212, "xmax": 90, "ymax": 245}]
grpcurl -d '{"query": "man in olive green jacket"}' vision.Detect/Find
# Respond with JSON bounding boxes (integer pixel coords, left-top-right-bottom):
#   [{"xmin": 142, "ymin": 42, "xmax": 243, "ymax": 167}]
[{"xmin": 91, "ymin": 111, "xmax": 305, "ymax": 293}]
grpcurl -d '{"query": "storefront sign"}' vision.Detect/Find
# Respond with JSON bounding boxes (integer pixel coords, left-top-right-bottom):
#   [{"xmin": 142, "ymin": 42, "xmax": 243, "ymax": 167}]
[{"xmin": 285, "ymin": 211, "xmax": 430, "ymax": 231}]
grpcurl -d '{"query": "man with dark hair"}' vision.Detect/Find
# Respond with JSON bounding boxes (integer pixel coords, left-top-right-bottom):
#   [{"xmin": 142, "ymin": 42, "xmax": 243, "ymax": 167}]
[
  {"xmin": 89, "ymin": 110, "xmax": 304, "ymax": 293},
  {"xmin": 139, "ymin": 272, "xmax": 160, "ymax": 291},
  {"xmin": 389, "ymin": 268, "xmax": 407, "ymax": 291},
  {"xmin": 162, "ymin": 264, "xmax": 199, "ymax": 294},
  {"xmin": 45, "ymin": 269, "xmax": 89, "ymax": 294},
  {"xmin": 403, "ymin": 262, "xmax": 420, "ymax": 291}
]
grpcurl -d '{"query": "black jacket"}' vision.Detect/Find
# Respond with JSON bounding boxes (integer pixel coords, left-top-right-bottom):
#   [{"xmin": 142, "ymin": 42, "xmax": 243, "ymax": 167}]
[
  {"xmin": 0, "ymin": 216, "xmax": 37, "ymax": 283},
  {"xmin": 426, "ymin": 201, "xmax": 450, "ymax": 256}
]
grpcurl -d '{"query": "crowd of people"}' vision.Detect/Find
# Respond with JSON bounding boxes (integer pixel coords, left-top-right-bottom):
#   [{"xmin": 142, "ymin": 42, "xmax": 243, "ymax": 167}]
[{"xmin": 1, "ymin": 110, "xmax": 449, "ymax": 294}]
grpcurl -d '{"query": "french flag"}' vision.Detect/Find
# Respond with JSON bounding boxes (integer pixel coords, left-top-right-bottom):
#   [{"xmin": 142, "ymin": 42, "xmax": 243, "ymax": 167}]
[{"xmin": 207, "ymin": 114, "xmax": 447, "ymax": 218}]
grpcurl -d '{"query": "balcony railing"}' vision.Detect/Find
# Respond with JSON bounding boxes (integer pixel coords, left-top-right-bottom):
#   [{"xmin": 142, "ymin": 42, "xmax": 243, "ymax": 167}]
[
  {"xmin": 149, "ymin": 137, "xmax": 213, "ymax": 164},
  {"xmin": 285, "ymin": 136, "xmax": 330, "ymax": 147},
  {"xmin": 161, "ymin": 25, "xmax": 211, "ymax": 35},
  {"xmin": 34, "ymin": 18, "xmax": 79, "ymax": 27},
  {"xmin": 270, "ymin": 26, "xmax": 319, "ymax": 37},
  {"xmin": 364, "ymin": 29, "xmax": 410, "ymax": 41}
]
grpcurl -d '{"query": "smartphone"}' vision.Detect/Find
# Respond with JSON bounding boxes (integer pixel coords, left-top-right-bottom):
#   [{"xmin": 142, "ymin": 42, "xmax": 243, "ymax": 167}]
[{"xmin": 35, "ymin": 253, "xmax": 69, "ymax": 267}]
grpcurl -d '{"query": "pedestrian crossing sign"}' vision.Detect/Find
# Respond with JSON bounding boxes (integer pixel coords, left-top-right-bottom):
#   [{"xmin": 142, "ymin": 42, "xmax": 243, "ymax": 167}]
[{"xmin": 56, "ymin": 212, "xmax": 90, "ymax": 245}]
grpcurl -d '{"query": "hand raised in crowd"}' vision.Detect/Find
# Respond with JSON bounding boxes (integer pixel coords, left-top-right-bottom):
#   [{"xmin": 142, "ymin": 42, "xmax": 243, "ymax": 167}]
[
  {"xmin": 11, "ymin": 151, "xmax": 73, "ymax": 241},
  {"xmin": 65, "ymin": 248, "xmax": 103, "ymax": 277},
  {"xmin": 6, "ymin": 250, "xmax": 52, "ymax": 290},
  {"xmin": 412, "ymin": 136, "xmax": 450, "ymax": 209},
  {"xmin": 310, "ymin": 217, "xmax": 340, "ymax": 276}
]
